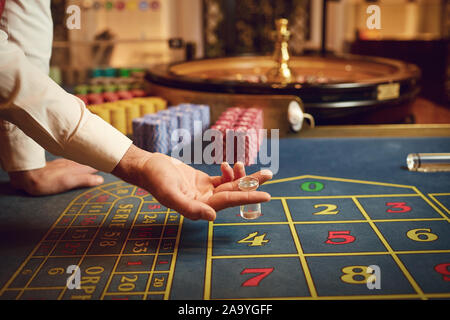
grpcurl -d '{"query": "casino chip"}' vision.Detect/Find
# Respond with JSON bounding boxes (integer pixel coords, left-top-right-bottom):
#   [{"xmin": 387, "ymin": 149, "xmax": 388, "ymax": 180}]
[
  {"xmin": 132, "ymin": 103, "xmax": 211, "ymax": 155},
  {"xmin": 211, "ymin": 107, "xmax": 263, "ymax": 165}
]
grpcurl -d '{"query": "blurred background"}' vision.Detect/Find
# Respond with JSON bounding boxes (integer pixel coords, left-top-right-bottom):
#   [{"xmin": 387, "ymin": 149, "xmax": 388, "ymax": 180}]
[{"xmin": 49, "ymin": 0, "xmax": 450, "ymax": 124}]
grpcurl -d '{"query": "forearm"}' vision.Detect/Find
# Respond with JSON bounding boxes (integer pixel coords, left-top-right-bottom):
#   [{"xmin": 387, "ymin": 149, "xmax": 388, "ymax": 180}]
[{"xmin": 111, "ymin": 144, "xmax": 155, "ymax": 188}]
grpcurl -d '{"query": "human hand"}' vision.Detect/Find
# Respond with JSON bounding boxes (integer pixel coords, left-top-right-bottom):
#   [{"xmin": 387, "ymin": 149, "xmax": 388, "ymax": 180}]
[
  {"xmin": 9, "ymin": 158, "xmax": 104, "ymax": 196},
  {"xmin": 112, "ymin": 145, "xmax": 272, "ymax": 221}
]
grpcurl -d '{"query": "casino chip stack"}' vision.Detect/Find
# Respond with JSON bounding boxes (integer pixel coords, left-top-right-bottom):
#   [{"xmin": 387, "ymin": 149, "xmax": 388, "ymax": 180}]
[
  {"xmin": 211, "ymin": 107, "xmax": 263, "ymax": 165},
  {"xmin": 132, "ymin": 104, "xmax": 211, "ymax": 154},
  {"xmin": 87, "ymin": 97, "xmax": 168, "ymax": 135},
  {"xmin": 143, "ymin": 115, "xmax": 169, "ymax": 154}
]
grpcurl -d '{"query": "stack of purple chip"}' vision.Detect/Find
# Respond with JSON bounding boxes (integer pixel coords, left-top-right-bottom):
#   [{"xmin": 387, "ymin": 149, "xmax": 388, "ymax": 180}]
[{"xmin": 132, "ymin": 103, "xmax": 211, "ymax": 154}]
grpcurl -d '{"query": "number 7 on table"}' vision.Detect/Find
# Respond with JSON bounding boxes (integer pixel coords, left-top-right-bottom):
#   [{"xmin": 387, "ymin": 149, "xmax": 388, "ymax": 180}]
[{"xmin": 240, "ymin": 268, "xmax": 274, "ymax": 287}]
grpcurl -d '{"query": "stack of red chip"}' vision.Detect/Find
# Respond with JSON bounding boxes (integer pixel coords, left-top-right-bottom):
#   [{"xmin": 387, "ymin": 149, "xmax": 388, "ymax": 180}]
[{"xmin": 210, "ymin": 107, "xmax": 264, "ymax": 165}]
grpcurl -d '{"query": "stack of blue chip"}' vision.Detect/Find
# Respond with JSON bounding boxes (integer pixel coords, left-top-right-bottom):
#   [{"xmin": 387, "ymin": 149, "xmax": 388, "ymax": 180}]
[
  {"xmin": 132, "ymin": 118, "xmax": 145, "ymax": 149},
  {"xmin": 197, "ymin": 104, "xmax": 211, "ymax": 131},
  {"xmin": 166, "ymin": 107, "xmax": 191, "ymax": 147},
  {"xmin": 177, "ymin": 104, "xmax": 203, "ymax": 138},
  {"xmin": 143, "ymin": 114, "xmax": 169, "ymax": 154},
  {"xmin": 132, "ymin": 103, "xmax": 211, "ymax": 154},
  {"xmin": 158, "ymin": 111, "xmax": 178, "ymax": 151}
]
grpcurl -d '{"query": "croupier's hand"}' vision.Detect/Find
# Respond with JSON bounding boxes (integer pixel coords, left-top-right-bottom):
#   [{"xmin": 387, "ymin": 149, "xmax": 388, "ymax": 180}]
[
  {"xmin": 112, "ymin": 145, "xmax": 272, "ymax": 221},
  {"xmin": 9, "ymin": 159, "xmax": 104, "ymax": 196}
]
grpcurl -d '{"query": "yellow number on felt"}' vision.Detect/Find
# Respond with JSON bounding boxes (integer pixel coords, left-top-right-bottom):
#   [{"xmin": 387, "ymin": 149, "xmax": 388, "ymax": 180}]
[
  {"xmin": 341, "ymin": 266, "xmax": 371, "ymax": 284},
  {"xmin": 134, "ymin": 240, "xmax": 149, "ymax": 247},
  {"xmin": 132, "ymin": 247, "xmax": 147, "ymax": 253},
  {"xmin": 152, "ymin": 277, "xmax": 165, "ymax": 288},
  {"xmin": 133, "ymin": 241, "xmax": 149, "ymax": 253},
  {"xmin": 143, "ymin": 213, "xmax": 157, "ymax": 224},
  {"xmin": 143, "ymin": 218, "xmax": 155, "ymax": 224},
  {"xmin": 21, "ymin": 269, "xmax": 32, "ymax": 275},
  {"xmin": 121, "ymin": 275, "xmax": 138, "ymax": 282},
  {"xmin": 48, "ymin": 267, "xmax": 65, "ymax": 275},
  {"xmin": 103, "ymin": 231, "xmax": 121, "ymax": 238},
  {"xmin": 118, "ymin": 275, "xmax": 138, "ymax": 292},
  {"xmin": 100, "ymin": 240, "xmax": 117, "ymax": 247},
  {"xmin": 406, "ymin": 228, "xmax": 438, "ymax": 242},
  {"xmin": 238, "ymin": 232, "xmax": 269, "ymax": 247},
  {"xmin": 72, "ymin": 229, "xmax": 88, "ymax": 239},
  {"xmin": 312, "ymin": 204, "xmax": 339, "ymax": 215},
  {"xmin": 163, "ymin": 241, "xmax": 173, "ymax": 250}
]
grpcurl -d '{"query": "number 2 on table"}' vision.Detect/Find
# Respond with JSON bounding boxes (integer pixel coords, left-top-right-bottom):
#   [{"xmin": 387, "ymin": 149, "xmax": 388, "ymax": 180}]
[{"xmin": 313, "ymin": 204, "xmax": 339, "ymax": 215}]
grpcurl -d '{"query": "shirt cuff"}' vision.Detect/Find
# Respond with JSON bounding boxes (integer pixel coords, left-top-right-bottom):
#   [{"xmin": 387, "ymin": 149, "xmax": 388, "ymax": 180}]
[
  {"xmin": 62, "ymin": 111, "xmax": 133, "ymax": 173},
  {"xmin": 0, "ymin": 121, "xmax": 46, "ymax": 172}
]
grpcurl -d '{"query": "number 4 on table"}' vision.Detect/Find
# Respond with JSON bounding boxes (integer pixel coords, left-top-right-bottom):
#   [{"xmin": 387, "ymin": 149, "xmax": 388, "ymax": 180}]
[{"xmin": 238, "ymin": 232, "xmax": 269, "ymax": 247}]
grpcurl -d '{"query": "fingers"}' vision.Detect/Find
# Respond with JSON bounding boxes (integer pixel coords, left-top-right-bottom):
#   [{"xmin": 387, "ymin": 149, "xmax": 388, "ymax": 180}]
[
  {"xmin": 61, "ymin": 174, "xmax": 104, "ymax": 191},
  {"xmin": 161, "ymin": 190, "xmax": 217, "ymax": 221},
  {"xmin": 250, "ymin": 169, "xmax": 273, "ymax": 185},
  {"xmin": 52, "ymin": 158, "xmax": 98, "ymax": 174},
  {"xmin": 214, "ymin": 169, "xmax": 273, "ymax": 193},
  {"xmin": 220, "ymin": 162, "xmax": 234, "ymax": 183},
  {"xmin": 23, "ymin": 173, "xmax": 104, "ymax": 196},
  {"xmin": 207, "ymin": 190, "xmax": 271, "ymax": 212},
  {"xmin": 72, "ymin": 163, "xmax": 98, "ymax": 174},
  {"xmin": 233, "ymin": 162, "xmax": 246, "ymax": 180},
  {"xmin": 210, "ymin": 162, "xmax": 246, "ymax": 187},
  {"xmin": 210, "ymin": 162, "xmax": 233, "ymax": 187}
]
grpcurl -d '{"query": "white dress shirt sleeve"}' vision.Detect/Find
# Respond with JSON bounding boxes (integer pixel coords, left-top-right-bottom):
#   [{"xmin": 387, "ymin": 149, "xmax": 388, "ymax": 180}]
[
  {"xmin": 0, "ymin": 119, "xmax": 46, "ymax": 171},
  {"xmin": 0, "ymin": 30, "xmax": 132, "ymax": 173},
  {"xmin": 0, "ymin": 0, "xmax": 52, "ymax": 172}
]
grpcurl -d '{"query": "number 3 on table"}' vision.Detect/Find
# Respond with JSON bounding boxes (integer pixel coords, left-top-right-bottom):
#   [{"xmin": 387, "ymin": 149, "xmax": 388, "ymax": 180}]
[{"xmin": 386, "ymin": 202, "xmax": 411, "ymax": 213}]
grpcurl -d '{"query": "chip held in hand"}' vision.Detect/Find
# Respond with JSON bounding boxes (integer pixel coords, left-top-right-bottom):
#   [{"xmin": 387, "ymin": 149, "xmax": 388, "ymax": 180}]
[{"xmin": 238, "ymin": 176, "xmax": 261, "ymax": 220}]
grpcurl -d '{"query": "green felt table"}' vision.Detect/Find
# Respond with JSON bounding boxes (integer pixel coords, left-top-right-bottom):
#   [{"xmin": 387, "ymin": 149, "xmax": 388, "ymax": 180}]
[{"xmin": 0, "ymin": 126, "xmax": 449, "ymax": 300}]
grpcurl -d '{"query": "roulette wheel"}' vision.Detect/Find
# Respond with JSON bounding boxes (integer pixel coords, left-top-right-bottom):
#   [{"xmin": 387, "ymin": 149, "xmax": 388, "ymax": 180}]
[{"xmin": 145, "ymin": 19, "xmax": 420, "ymax": 133}]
